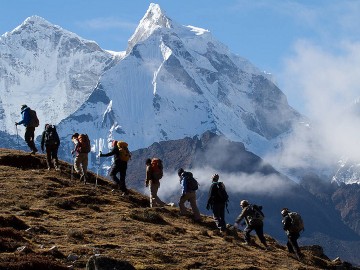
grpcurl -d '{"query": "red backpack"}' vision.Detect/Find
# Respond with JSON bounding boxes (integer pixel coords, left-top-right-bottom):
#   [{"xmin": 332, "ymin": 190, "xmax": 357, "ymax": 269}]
[
  {"xmin": 151, "ymin": 158, "xmax": 163, "ymax": 180},
  {"xmin": 78, "ymin": 134, "xmax": 91, "ymax": 153}
]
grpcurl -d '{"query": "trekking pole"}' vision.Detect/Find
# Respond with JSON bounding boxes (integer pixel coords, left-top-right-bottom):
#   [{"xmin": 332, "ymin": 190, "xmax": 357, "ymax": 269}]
[
  {"xmin": 15, "ymin": 124, "xmax": 20, "ymax": 152},
  {"xmin": 95, "ymin": 138, "xmax": 104, "ymax": 189},
  {"xmin": 71, "ymin": 155, "xmax": 74, "ymax": 181}
]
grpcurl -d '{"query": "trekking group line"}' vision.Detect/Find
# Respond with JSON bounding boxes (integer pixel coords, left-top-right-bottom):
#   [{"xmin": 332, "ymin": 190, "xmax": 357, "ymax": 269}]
[{"xmin": 15, "ymin": 104, "xmax": 305, "ymax": 259}]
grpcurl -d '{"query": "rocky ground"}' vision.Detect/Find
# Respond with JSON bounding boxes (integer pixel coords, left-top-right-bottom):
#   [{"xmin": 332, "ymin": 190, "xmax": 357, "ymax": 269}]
[{"xmin": 0, "ymin": 148, "xmax": 357, "ymax": 270}]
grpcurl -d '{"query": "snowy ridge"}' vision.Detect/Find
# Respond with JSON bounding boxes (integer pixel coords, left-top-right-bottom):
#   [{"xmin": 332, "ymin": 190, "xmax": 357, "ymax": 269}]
[{"xmin": 0, "ymin": 16, "xmax": 118, "ymax": 137}]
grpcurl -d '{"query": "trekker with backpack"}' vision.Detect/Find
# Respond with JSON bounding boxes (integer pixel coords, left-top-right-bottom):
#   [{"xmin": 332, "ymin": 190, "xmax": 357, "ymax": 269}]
[
  {"xmin": 206, "ymin": 174, "xmax": 229, "ymax": 232},
  {"xmin": 40, "ymin": 124, "xmax": 60, "ymax": 171},
  {"xmin": 100, "ymin": 140, "xmax": 131, "ymax": 195},
  {"xmin": 281, "ymin": 208, "xmax": 304, "ymax": 260},
  {"xmin": 145, "ymin": 158, "xmax": 166, "ymax": 207},
  {"xmin": 177, "ymin": 168, "xmax": 201, "ymax": 222},
  {"xmin": 15, "ymin": 104, "xmax": 39, "ymax": 154},
  {"xmin": 71, "ymin": 133, "xmax": 90, "ymax": 182},
  {"xmin": 234, "ymin": 200, "xmax": 269, "ymax": 249}
]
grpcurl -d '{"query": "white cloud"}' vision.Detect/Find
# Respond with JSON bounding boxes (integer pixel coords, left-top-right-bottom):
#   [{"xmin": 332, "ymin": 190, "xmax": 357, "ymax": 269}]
[
  {"xmin": 146, "ymin": 167, "xmax": 292, "ymax": 203},
  {"xmin": 275, "ymin": 38, "xmax": 360, "ymax": 174}
]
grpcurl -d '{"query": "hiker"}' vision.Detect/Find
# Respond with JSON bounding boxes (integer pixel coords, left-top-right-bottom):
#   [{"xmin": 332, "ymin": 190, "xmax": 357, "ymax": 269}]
[
  {"xmin": 206, "ymin": 174, "xmax": 228, "ymax": 232},
  {"xmin": 145, "ymin": 158, "xmax": 166, "ymax": 207},
  {"xmin": 40, "ymin": 124, "xmax": 60, "ymax": 171},
  {"xmin": 15, "ymin": 104, "xmax": 39, "ymax": 154},
  {"xmin": 177, "ymin": 168, "xmax": 201, "ymax": 222},
  {"xmin": 281, "ymin": 208, "xmax": 304, "ymax": 259},
  {"xmin": 234, "ymin": 200, "xmax": 269, "ymax": 249},
  {"xmin": 100, "ymin": 140, "xmax": 131, "ymax": 195},
  {"xmin": 71, "ymin": 133, "xmax": 90, "ymax": 182}
]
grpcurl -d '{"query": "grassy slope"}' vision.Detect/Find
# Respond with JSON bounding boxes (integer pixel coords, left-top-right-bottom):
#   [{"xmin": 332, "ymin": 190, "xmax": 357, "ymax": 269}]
[{"xmin": 0, "ymin": 149, "xmax": 353, "ymax": 270}]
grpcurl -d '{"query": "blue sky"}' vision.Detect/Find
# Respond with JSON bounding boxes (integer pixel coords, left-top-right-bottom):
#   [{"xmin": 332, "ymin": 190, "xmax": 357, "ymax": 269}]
[{"xmin": 2, "ymin": 0, "xmax": 360, "ymax": 119}]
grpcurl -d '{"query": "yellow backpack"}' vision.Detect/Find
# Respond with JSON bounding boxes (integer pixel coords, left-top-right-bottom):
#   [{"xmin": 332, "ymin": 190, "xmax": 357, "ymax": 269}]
[{"xmin": 116, "ymin": 141, "xmax": 131, "ymax": 161}]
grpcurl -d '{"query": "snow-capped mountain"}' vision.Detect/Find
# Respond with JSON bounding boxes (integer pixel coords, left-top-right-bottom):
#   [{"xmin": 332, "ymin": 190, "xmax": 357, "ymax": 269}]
[
  {"xmin": 0, "ymin": 16, "xmax": 120, "ymax": 137},
  {"xmin": 57, "ymin": 3, "xmax": 303, "ymax": 164}
]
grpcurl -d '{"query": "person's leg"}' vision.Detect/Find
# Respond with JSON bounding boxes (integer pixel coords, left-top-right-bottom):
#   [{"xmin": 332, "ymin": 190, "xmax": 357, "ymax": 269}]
[
  {"xmin": 212, "ymin": 203, "xmax": 222, "ymax": 230},
  {"xmin": 218, "ymin": 203, "xmax": 226, "ymax": 230},
  {"xmin": 52, "ymin": 146, "xmax": 59, "ymax": 169},
  {"xmin": 150, "ymin": 182, "xmax": 165, "ymax": 207},
  {"xmin": 188, "ymin": 192, "xmax": 201, "ymax": 221},
  {"xmin": 74, "ymin": 156, "xmax": 82, "ymax": 175},
  {"xmin": 25, "ymin": 127, "xmax": 37, "ymax": 152},
  {"xmin": 110, "ymin": 165, "xmax": 121, "ymax": 186},
  {"xmin": 178, "ymin": 193, "xmax": 189, "ymax": 215},
  {"xmin": 45, "ymin": 146, "xmax": 52, "ymax": 169},
  {"xmin": 254, "ymin": 224, "xmax": 268, "ymax": 247},
  {"xmin": 243, "ymin": 225, "xmax": 253, "ymax": 244},
  {"xmin": 288, "ymin": 233, "xmax": 303, "ymax": 258},
  {"xmin": 118, "ymin": 161, "xmax": 128, "ymax": 193}
]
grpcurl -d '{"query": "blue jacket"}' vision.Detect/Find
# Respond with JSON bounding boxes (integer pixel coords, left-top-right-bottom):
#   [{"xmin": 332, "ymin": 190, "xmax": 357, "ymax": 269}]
[{"xmin": 17, "ymin": 107, "xmax": 30, "ymax": 126}]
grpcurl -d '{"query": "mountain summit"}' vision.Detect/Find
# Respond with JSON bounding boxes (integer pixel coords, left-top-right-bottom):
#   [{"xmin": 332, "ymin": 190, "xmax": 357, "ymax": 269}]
[
  {"xmin": 128, "ymin": 3, "xmax": 173, "ymax": 51},
  {"xmin": 58, "ymin": 3, "xmax": 303, "ymax": 160}
]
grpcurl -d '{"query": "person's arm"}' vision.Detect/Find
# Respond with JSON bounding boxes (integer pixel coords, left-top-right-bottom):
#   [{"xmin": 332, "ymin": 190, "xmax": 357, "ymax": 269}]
[
  {"xmin": 283, "ymin": 216, "xmax": 292, "ymax": 231},
  {"xmin": 100, "ymin": 147, "xmax": 116, "ymax": 157},
  {"xmin": 55, "ymin": 132, "xmax": 60, "ymax": 146},
  {"xmin": 181, "ymin": 176, "xmax": 187, "ymax": 195},
  {"xmin": 17, "ymin": 110, "xmax": 30, "ymax": 126},
  {"xmin": 145, "ymin": 166, "xmax": 152, "ymax": 186},
  {"xmin": 206, "ymin": 184, "xmax": 215, "ymax": 209},
  {"xmin": 235, "ymin": 208, "xmax": 246, "ymax": 224}
]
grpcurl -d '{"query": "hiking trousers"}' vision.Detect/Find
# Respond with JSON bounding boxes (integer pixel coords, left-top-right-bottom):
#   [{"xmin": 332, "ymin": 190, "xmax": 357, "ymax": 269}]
[
  {"xmin": 74, "ymin": 153, "xmax": 88, "ymax": 176},
  {"xmin": 212, "ymin": 203, "xmax": 226, "ymax": 230},
  {"xmin": 244, "ymin": 221, "xmax": 267, "ymax": 247},
  {"xmin": 25, "ymin": 127, "xmax": 37, "ymax": 152},
  {"xmin": 179, "ymin": 191, "xmax": 201, "ymax": 221},
  {"xmin": 45, "ymin": 144, "xmax": 59, "ymax": 169},
  {"xmin": 287, "ymin": 232, "xmax": 301, "ymax": 254},
  {"xmin": 149, "ymin": 181, "xmax": 166, "ymax": 207},
  {"xmin": 110, "ymin": 161, "xmax": 128, "ymax": 192}
]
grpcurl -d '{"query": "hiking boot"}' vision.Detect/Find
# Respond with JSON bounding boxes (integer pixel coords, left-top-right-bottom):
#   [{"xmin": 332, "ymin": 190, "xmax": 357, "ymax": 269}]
[{"xmin": 55, "ymin": 166, "xmax": 60, "ymax": 171}]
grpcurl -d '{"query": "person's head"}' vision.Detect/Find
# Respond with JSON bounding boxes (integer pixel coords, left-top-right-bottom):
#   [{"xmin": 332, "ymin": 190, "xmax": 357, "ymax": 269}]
[
  {"xmin": 21, "ymin": 104, "xmax": 28, "ymax": 111},
  {"xmin": 240, "ymin": 200, "xmax": 249, "ymax": 208},
  {"xmin": 112, "ymin": 140, "xmax": 118, "ymax": 147},
  {"xmin": 146, "ymin": 158, "xmax": 151, "ymax": 165},
  {"xmin": 178, "ymin": 168, "xmax": 184, "ymax": 177},
  {"xmin": 281, "ymin": 208, "xmax": 289, "ymax": 217},
  {"xmin": 71, "ymin": 133, "xmax": 79, "ymax": 141},
  {"xmin": 44, "ymin": 124, "xmax": 49, "ymax": 130},
  {"xmin": 212, "ymin": 173, "xmax": 219, "ymax": 182}
]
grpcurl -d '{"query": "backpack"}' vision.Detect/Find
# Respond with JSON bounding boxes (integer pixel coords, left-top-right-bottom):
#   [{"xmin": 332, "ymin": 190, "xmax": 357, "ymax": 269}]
[
  {"xmin": 288, "ymin": 212, "xmax": 304, "ymax": 233},
  {"xmin": 183, "ymin": 171, "xmax": 199, "ymax": 191},
  {"xmin": 44, "ymin": 125, "xmax": 59, "ymax": 146},
  {"xmin": 151, "ymin": 158, "xmax": 163, "ymax": 180},
  {"xmin": 28, "ymin": 109, "xmax": 39, "ymax": 127},
  {"xmin": 78, "ymin": 134, "xmax": 91, "ymax": 153},
  {"xmin": 117, "ymin": 141, "xmax": 131, "ymax": 162},
  {"xmin": 213, "ymin": 182, "xmax": 229, "ymax": 203},
  {"xmin": 248, "ymin": 204, "xmax": 265, "ymax": 221}
]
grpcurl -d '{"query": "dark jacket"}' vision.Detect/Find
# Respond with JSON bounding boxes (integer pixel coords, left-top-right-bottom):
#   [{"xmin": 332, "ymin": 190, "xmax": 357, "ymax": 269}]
[
  {"xmin": 207, "ymin": 181, "xmax": 227, "ymax": 206},
  {"xmin": 100, "ymin": 146, "xmax": 122, "ymax": 164},
  {"xmin": 40, "ymin": 126, "xmax": 60, "ymax": 150},
  {"xmin": 17, "ymin": 107, "xmax": 31, "ymax": 126},
  {"xmin": 235, "ymin": 205, "xmax": 263, "ymax": 226}
]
